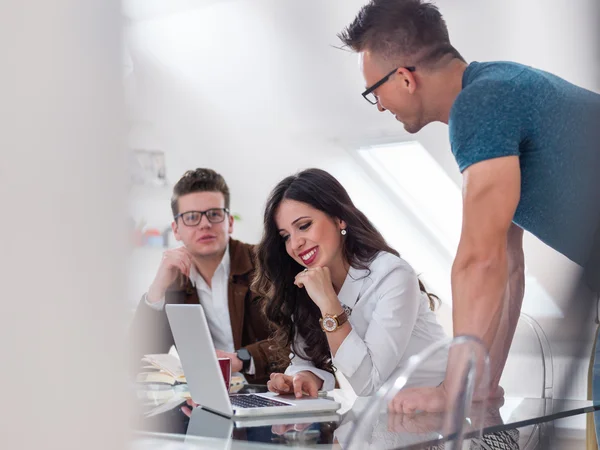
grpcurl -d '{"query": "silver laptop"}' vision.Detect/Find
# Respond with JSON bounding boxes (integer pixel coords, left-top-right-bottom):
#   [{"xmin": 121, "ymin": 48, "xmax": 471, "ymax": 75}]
[{"xmin": 165, "ymin": 304, "xmax": 340, "ymax": 418}]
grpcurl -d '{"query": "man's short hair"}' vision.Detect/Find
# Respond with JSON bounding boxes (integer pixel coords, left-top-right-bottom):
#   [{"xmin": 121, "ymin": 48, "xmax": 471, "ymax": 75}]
[
  {"xmin": 170, "ymin": 168, "xmax": 230, "ymax": 217},
  {"xmin": 338, "ymin": 0, "xmax": 464, "ymax": 68}
]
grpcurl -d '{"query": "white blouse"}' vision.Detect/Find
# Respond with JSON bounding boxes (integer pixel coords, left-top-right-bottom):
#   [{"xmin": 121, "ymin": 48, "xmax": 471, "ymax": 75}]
[{"xmin": 284, "ymin": 251, "xmax": 448, "ymax": 396}]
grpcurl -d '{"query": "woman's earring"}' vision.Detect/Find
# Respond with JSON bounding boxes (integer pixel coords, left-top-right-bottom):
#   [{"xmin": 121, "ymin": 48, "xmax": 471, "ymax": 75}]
[{"xmin": 341, "ymin": 229, "xmax": 347, "ymax": 236}]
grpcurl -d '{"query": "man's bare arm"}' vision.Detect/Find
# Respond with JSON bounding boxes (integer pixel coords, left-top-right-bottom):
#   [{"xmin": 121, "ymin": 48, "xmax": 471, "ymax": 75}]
[
  {"xmin": 487, "ymin": 224, "xmax": 525, "ymax": 389},
  {"xmin": 452, "ymin": 156, "xmax": 521, "ymax": 383},
  {"xmin": 388, "ymin": 157, "xmax": 523, "ymax": 414}
]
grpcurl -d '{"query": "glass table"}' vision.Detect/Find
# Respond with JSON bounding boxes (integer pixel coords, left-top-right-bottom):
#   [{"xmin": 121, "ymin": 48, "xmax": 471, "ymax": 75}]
[{"xmin": 133, "ymin": 383, "xmax": 600, "ymax": 449}]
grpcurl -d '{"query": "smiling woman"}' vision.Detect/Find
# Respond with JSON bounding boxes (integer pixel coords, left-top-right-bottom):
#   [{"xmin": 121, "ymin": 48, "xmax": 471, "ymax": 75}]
[{"xmin": 253, "ymin": 168, "xmax": 448, "ymax": 397}]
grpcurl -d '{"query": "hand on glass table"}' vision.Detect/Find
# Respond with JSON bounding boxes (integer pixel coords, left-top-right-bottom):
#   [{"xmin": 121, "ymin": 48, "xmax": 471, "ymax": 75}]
[
  {"xmin": 387, "ymin": 411, "xmax": 445, "ymax": 434},
  {"xmin": 388, "ymin": 383, "xmax": 505, "ymax": 414}
]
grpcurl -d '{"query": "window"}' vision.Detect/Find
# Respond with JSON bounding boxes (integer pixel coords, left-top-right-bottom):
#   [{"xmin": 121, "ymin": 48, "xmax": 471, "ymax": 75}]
[
  {"xmin": 353, "ymin": 141, "xmax": 562, "ymax": 318},
  {"xmin": 357, "ymin": 141, "xmax": 462, "ymax": 257}
]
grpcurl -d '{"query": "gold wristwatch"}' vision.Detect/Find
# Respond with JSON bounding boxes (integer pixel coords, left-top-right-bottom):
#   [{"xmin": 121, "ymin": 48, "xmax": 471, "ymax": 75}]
[{"xmin": 319, "ymin": 310, "xmax": 348, "ymax": 332}]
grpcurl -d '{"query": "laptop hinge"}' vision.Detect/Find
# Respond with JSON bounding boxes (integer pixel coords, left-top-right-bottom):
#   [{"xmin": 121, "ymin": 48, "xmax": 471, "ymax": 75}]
[{"xmin": 200, "ymin": 405, "xmax": 233, "ymax": 420}]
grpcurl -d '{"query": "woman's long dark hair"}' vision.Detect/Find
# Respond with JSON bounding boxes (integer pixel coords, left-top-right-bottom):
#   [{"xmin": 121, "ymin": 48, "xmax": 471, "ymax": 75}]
[{"xmin": 252, "ymin": 168, "xmax": 438, "ymax": 374}]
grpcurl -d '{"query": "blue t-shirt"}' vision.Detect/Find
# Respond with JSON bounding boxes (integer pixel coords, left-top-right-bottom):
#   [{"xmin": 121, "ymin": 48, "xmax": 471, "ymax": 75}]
[{"xmin": 449, "ymin": 61, "xmax": 600, "ymax": 266}]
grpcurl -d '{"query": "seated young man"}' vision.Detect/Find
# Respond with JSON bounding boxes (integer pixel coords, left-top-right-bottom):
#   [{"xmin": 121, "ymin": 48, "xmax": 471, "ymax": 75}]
[{"xmin": 130, "ymin": 168, "xmax": 282, "ymax": 384}]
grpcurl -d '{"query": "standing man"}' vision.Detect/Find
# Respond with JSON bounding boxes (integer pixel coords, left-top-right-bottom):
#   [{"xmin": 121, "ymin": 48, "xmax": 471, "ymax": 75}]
[
  {"xmin": 130, "ymin": 168, "xmax": 282, "ymax": 384},
  {"xmin": 339, "ymin": 0, "xmax": 600, "ymax": 414}
]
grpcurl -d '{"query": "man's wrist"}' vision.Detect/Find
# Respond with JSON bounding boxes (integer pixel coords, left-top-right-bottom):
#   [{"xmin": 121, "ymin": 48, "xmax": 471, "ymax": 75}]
[
  {"xmin": 146, "ymin": 286, "xmax": 165, "ymax": 304},
  {"xmin": 232, "ymin": 355, "xmax": 243, "ymax": 373}
]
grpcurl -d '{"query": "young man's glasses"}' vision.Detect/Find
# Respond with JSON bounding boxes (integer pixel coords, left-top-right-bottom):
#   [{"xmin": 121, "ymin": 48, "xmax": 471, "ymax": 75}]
[
  {"xmin": 362, "ymin": 66, "xmax": 416, "ymax": 105},
  {"xmin": 175, "ymin": 208, "xmax": 229, "ymax": 226}
]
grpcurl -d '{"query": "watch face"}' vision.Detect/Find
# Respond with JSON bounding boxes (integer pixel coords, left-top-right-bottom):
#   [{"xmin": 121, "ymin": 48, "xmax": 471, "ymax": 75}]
[
  {"xmin": 322, "ymin": 316, "xmax": 337, "ymax": 332},
  {"xmin": 237, "ymin": 348, "xmax": 251, "ymax": 361}
]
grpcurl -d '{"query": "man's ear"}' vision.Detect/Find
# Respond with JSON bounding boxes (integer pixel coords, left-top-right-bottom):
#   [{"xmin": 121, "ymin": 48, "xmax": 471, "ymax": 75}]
[
  {"xmin": 172, "ymin": 220, "xmax": 182, "ymax": 241},
  {"xmin": 228, "ymin": 213, "xmax": 234, "ymax": 234},
  {"xmin": 399, "ymin": 67, "xmax": 417, "ymax": 94}
]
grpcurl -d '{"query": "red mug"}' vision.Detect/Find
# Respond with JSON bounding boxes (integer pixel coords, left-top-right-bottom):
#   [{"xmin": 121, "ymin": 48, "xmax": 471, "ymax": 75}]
[{"xmin": 218, "ymin": 357, "xmax": 231, "ymax": 391}]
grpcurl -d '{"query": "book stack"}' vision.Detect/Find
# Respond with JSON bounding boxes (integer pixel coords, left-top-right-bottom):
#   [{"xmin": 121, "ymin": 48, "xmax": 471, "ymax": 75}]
[{"xmin": 136, "ymin": 353, "xmax": 246, "ymax": 391}]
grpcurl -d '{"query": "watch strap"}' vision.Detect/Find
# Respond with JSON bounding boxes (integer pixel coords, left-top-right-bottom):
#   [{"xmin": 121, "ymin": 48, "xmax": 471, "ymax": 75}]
[{"xmin": 336, "ymin": 310, "xmax": 348, "ymax": 326}]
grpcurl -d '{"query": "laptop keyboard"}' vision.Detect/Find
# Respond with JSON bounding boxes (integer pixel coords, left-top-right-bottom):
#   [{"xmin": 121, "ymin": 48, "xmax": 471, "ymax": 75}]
[{"xmin": 229, "ymin": 394, "xmax": 290, "ymax": 409}]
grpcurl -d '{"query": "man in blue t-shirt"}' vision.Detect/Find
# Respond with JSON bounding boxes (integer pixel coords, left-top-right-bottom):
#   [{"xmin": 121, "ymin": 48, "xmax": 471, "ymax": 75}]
[{"xmin": 339, "ymin": 0, "xmax": 600, "ymax": 418}]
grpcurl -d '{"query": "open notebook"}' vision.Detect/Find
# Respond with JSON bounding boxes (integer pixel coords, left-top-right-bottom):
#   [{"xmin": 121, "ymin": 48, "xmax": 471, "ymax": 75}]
[
  {"xmin": 137, "ymin": 353, "xmax": 245, "ymax": 390},
  {"xmin": 137, "ymin": 353, "xmax": 186, "ymax": 385}
]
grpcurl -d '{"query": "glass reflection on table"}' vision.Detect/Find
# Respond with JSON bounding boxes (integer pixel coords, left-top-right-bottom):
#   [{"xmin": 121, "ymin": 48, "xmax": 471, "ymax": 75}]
[{"xmin": 134, "ymin": 382, "xmax": 600, "ymax": 449}]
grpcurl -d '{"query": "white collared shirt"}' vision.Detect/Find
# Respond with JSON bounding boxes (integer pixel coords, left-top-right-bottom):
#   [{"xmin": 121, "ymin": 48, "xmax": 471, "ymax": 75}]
[
  {"xmin": 285, "ymin": 252, "xmax": 448, "ymax": 396},
  {"xmin": 146, "ymin": 247, "xmax": 235, "ymax": 352},
  {"xmin": 145, "ymin": 247, "xmax": 256, "ymax": 374}
]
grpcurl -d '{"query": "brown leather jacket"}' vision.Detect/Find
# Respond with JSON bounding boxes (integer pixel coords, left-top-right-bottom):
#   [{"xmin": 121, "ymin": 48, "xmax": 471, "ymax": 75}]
[{"xmin": 129, "ymin": 238, "xmax": 282, "ymax": 384}]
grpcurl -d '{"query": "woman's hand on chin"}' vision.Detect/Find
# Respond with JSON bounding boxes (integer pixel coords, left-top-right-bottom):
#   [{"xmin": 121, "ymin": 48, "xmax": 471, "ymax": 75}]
[{"xmin": 294, "ymin": 266, "xmax": 340, "ymax": 312}]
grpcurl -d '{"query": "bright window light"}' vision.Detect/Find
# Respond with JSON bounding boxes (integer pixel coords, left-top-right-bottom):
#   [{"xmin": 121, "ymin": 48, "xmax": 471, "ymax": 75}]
[
  {"xmin": 354, "ymin": 141, "xmax": 563, "ymax": 318},
  {"xmin": 357, "ymin": 141, "xmax": 462, "ymax": 258}
]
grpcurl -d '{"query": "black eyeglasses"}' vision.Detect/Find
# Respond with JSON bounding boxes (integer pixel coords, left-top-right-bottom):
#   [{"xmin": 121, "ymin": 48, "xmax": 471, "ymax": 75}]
[
  {"xmin": 174, "ymin": 208, "xmax": 229, "ymax": 226},
  {"xmin": 362, "ymin": 66, "xmax": 416, "ymax": 105}
]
